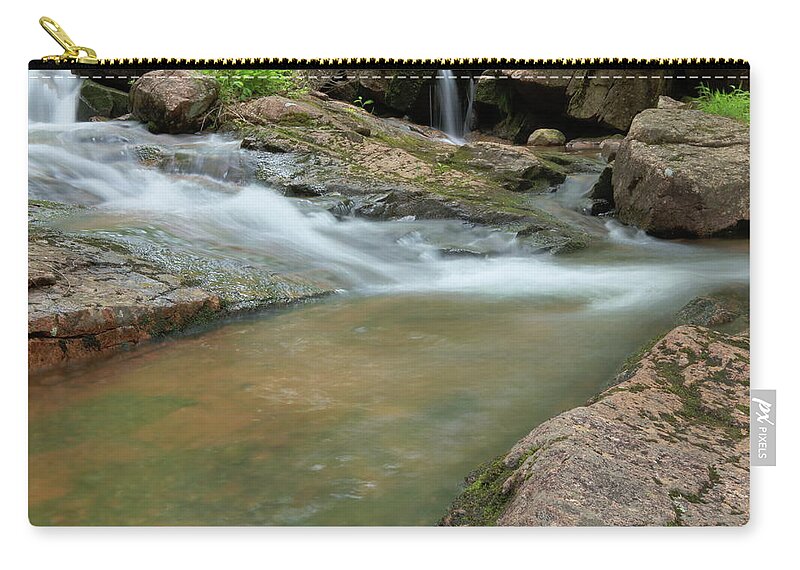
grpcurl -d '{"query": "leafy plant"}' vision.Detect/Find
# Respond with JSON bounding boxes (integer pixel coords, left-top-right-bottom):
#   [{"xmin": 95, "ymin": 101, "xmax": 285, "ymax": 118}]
[
  {"xmin": 352, "ymin": 95, "xmax": 374, "ymax": 112},
  {"xmin": 201, "ymin": 70, "xmax": 303, "ymax": 102},
  {"xmin": 694, "ymin": 84, "xmax": 750, "ymax": 124}
]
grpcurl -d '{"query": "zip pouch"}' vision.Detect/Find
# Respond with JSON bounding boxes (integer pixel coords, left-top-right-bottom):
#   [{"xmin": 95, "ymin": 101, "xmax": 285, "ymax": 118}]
[{"xmin": 28, "ymin": 17, "xmax": 750, "ymax": 526}]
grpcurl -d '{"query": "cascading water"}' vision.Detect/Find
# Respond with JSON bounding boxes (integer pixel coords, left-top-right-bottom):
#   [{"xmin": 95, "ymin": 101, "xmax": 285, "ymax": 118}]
[
  {"xmin": 28, "ymin": 70, "xmax": 82, "ymax": 124},
  {"xmin": 28, "ymin": 117, "xmax": 748, "ymax": 307},
  {"xmin": 433, "ymin": 70, "xmax": 475, "ymax": 143}
]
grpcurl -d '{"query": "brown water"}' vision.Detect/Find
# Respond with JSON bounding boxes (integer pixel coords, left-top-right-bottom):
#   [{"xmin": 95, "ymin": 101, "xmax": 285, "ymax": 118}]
[{"xmin": 31, "ymin": 292, "xmax": 691, "ymax": 525}]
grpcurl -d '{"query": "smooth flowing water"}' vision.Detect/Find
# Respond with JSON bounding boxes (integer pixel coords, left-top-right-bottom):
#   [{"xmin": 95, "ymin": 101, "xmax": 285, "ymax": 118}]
[
  {"xmin": 433, "ymin": 70, "xmax": 474, "ymax": 142},
  {"xmin": 28, "ymin": 73, "xmax": 749, "ymax": 525}
]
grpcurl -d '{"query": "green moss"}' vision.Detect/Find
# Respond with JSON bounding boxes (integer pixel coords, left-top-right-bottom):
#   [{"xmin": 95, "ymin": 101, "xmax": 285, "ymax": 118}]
[
  {"xmin": 276, "ymin": 113, "xmax": 317, "ymax": 127},
  {"xmin": 667, "ymin": 465, "xmax": 722, "ymax": 521},
  {"xmin": 656, "ymin": 360, "xmax": 744, "ymax": 441},
  {"xmin": 611, "ymin": 332, "xmax": 669, "ymax": 386},
  {"xmin": 441, "ymin": 448, "xmax": 539, "ymax": 526}
]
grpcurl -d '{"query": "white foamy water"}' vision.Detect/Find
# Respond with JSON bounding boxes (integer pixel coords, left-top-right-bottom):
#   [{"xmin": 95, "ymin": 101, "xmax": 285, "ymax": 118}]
[
  {"xmin": 28, "ymin": 74, "xmax": 748, "ymax": 313},
  {"xmin": 28, "ymin": 70, "xmax": 81, "ymax": 124}
]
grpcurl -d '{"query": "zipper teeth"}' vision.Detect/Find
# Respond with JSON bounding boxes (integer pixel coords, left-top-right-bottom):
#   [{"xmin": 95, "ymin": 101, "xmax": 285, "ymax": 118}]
[{"xmin": 32, "ymin": 57, "xmax": 749, "ymax": 69}]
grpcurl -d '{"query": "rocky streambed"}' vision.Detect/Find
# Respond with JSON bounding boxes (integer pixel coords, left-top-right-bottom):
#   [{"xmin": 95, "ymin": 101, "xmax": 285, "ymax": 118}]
[{"xmin": 28, "ymin": 68, "xmax": 749, "ymax": 526}]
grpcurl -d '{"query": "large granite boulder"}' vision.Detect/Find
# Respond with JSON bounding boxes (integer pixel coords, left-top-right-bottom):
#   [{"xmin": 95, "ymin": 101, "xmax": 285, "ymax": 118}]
[
  {"xmin": 129, "ymin": 70, "xmax": 219, "ymax": 134},
  {"xmin": 612, "ymin": 108, "xmax": 749, "ymax": 237}
]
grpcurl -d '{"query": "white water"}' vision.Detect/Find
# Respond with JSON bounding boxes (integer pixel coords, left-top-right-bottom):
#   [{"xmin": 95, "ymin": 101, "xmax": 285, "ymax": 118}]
[
  {"xmin": 433, "ymin": 70, "xmax": 474, "ymax": 143},
  {"xmin": 28, "ymin": 71, "xmax": 81, "ymax": 124},
  {"xmin": 28, "ymin": 72, "xmax": 748, "ymax": 315}
]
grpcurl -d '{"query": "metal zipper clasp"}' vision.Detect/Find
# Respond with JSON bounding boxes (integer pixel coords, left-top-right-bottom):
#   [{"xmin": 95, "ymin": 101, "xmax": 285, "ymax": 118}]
[{"xmin": 39, "ymin": 16, "xmax": 98, "ymax": 64}]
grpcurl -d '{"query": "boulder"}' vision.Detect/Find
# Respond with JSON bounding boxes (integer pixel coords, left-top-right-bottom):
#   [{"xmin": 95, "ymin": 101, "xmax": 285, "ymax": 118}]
[
  {"xmin": 442, "ymin": 325, "xmax": 750, "ymax": 526},
  {"xmin": 613, "ymin": 108, "xmax": 749, "ymax": 237},
  {"xmin": 77, "ymin": 80, "xmax": 129, "ymax": 121},
  {"xmin": 129, "ymin": 70, "xmax": 219, "ymax": 134},
  {"xmin": 527, "ymin": 128, "xmax": 566, "ymax": 146}
]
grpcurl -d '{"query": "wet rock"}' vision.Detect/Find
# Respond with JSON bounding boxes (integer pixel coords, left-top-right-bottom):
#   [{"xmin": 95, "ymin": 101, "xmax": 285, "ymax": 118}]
[
  {"xmin": 77, "ymin": 80, "xmax": 129, "ymax": 121},
  {"xmin": 28, "ymin": 201, "xmax": 329, "ymax": 372},
  {"xmin": 453, "ymin": 142, "xmax": 567, "ymax": 192},
  {"xmin": 442, "ymin": 325, "xmax": 750, "ymax": 526},
  {"xmin": 221, "ymin": 93, "xmax": 592, "ymax": 253},
  {"xmin": 527, "ymin": 128, "xmax": 566, "ymax": 146},
  {"xmin": 587, "ymin": 165, "xmax": 613, "ymax": 202},
  {"xmin": 589, "ymin": 199, "xmax": 613, "ymax": 216},
  {"xmin": 134, "ymin": 144, "xmax": 168, "ymax": 167},
  {"xmin": 676, "ymin": 292, "xmax": 749, "ymax": 330},
  {"xmin": 129, "ymin": 70, "xmax": 219, "ymax": 134},
  {"xmin": 613, "ymin": 108, "xmax": 749, "ymax": 237},
  {"xmin": 353, "ymin": 191, "xmax": 465, "ymax": 220}
]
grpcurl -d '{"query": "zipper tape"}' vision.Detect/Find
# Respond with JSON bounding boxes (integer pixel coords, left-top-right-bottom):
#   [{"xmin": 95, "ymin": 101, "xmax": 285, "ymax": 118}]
[{"xmin": 29, "ymin": 58, "xmax": 750, "ymax": 71}]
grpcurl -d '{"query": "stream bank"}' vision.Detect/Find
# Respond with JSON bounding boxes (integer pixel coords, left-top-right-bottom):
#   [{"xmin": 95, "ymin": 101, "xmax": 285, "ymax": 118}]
[
  {"xmin": 441, "ymin": 305, "xmax": 750, "ymax": 526},
  {"xmin": 29, "ymin": 68, "xmax": 749, "ymax": 525}
]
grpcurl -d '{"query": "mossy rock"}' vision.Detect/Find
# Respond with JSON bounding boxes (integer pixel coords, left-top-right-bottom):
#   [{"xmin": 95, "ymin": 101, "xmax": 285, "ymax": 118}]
[{"xmin": 77, "ymin": 80, "xmax": 129, "ymax": 121}]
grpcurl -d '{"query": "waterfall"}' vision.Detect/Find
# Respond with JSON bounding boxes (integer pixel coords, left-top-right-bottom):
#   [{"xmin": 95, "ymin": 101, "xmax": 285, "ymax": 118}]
[
  {"xmin": 28, "ymin": 70, "xmax": 82, "ymax": 124},
  {"xmin": 433, "ymin": 70, "xmax": 475, "ymax": 143}
]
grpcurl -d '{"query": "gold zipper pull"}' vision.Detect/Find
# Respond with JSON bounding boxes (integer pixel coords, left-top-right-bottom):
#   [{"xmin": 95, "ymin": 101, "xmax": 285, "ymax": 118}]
[{"xmin": 39, "ymin": 16, "xmax": 98, "ymax": 64}]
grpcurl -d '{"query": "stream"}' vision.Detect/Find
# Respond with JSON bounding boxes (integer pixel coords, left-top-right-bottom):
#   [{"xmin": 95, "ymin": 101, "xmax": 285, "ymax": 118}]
[{"xmin": 28, "ymin": 73, "xmax": 749, "ymax": 525}]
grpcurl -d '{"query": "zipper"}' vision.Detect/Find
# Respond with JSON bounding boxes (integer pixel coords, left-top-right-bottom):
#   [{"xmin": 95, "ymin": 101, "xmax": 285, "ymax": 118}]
[{"xmin": 31, "ymin": 16, "xmax": 748, "ymax": 70}]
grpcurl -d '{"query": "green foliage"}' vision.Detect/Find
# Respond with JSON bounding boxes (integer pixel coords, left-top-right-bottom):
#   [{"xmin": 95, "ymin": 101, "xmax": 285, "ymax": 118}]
[
  {"xmin": 202, "ymin": 69, "xmax": 303, "ymax": 102},
  {"xmin": 352, "ymin": 95, "xmax": 374, "ymax": 111},
  {"xmin": 694, "ymin": 84, "xmax": 750, "ymax": 124}
]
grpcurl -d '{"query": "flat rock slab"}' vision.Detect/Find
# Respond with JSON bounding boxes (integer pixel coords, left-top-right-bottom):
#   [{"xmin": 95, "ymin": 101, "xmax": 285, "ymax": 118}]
[
  {"xmin": 28, "ymin": 238, "xmax": 220, "ymax": 371},
  {"xmin": 443, "ymin": 325, "xmax": 749, "ymax": 526},
  {"xmin": 28, "ymin": 202, "xmax": 329, "ymax": 373}
]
